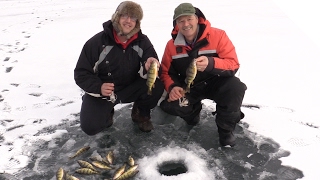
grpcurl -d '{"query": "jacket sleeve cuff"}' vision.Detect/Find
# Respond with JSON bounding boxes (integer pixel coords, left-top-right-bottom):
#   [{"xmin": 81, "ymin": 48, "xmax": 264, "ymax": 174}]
[{"xmin": 204, "ymin": 57, "xmax": 214, "ymax": 72}]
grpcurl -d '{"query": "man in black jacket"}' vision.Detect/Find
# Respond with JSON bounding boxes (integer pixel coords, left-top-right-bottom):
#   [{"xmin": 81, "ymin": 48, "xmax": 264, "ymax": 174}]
[{"xmin": 74, "ymin": 1, "xmax": 164, "ymax": 135}]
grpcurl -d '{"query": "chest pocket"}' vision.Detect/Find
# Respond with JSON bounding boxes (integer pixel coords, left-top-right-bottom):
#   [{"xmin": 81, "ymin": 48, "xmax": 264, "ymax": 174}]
[{"xmin": 93, "ymin": 45, "xmax": 114, "ymax": 74}]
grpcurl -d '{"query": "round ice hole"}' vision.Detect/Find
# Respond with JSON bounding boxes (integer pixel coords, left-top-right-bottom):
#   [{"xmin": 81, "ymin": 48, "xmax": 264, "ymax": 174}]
[{"xmin": 158, "ymin": 161, "xmax": 187, "ymax": 176}]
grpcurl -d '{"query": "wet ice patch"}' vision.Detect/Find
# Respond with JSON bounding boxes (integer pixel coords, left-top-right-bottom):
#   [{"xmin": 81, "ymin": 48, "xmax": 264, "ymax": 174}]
[{"xmin": 137, "ymin": 146, "xmax": 215, "ymax": 180}]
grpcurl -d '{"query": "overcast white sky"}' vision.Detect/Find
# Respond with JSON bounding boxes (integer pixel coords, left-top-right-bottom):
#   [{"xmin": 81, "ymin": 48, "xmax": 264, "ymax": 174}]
[{"xmin": 273, "ymin": 0, "xmax": 320, "ymax": 49}]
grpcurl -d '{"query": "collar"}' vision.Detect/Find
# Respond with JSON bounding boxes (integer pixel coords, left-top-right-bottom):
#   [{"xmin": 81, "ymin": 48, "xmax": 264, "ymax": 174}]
[
  {"xmin": 174, "ymin": 24, "xmax": 199, "ymax": 46},
  {"xmin": 113, "ymin": 29, "xmax": 138, "ymax": 49}
]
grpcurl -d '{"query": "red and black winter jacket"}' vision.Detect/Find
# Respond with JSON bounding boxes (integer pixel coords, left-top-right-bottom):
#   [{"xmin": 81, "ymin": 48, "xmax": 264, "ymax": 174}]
[
  {"xmin": 74, "ymin": 20, "xmax": 158, "ymax": 97},
  {"xmin": 160, "ymin": 8, "xmax": 240, "ymax": 92}
]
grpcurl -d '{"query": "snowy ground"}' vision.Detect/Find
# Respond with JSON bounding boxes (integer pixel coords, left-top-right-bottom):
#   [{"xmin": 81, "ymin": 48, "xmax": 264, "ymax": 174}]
[{"xmin": 0, "ymin": 0, "xmax": 320, "ymax": 179}]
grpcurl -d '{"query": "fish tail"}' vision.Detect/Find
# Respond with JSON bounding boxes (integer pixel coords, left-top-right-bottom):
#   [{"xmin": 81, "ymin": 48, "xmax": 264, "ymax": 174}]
[{"xmin": 185, "ymin": 86, "xmax": 190, "ymax": 93}]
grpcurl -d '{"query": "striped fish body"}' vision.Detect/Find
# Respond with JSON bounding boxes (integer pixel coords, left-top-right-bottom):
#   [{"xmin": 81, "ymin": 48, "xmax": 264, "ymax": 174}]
[
  {"xmin": 106, "ymin": 150, "xmax": 114, "ymax": 164},
  {"xmin": 146, "ymin": 60, "xmax": 158, "ymax": 95},
  {"xmin": 115, "ymin": 165, "xmax": 139, "ymax": 180},
  {"xmin": 77, "ymin": 160, "xmax": 96, "ymax": 171},
  {"xmin": 184, "ymin": 59, "xmax": 197, "ymax": 93},
  {"xmin": 127, "ymin": 155, "xmax": 135, "ymax": 166},
  {"xmin": 75, "ymin": 168, "xmax": 99, "ymax": 175},
  {"xmin": 69, "ymin": 146, "xmax": 90, "ymax": 159},
  {"xmin": 112, "ymin": 163, "xmax": 126, "ymax": 180},
  {"xmin": 65, "ymin": 173, "xmax": 80, "ymax": 180},
  {"xmin": 116, "ymin": 170, "xmax": 139, "ymax": 180},
  {"xmin": 56, "ymin": 167, "xmax": 65, "ymax": 180},
  {"xmin": 92, "ymin": 160, "xmax": 113, "ymax": 170}
]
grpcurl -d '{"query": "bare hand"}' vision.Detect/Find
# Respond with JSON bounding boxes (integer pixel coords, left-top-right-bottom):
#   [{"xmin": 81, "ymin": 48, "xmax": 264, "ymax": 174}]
[
  {"xmin": 168, "ymin": 86, "xmax": 185, "ymax": 102},
  {"xmin": 145, "ymin": 57, "xmax": 160, "ymax": 71},
  {"xmin": 101, "ymin": 83, "xmax": 114, "ymax": 96},
  {"xmin": 195, "ymin": 56, "xmax": 208, "ymax": 72}
]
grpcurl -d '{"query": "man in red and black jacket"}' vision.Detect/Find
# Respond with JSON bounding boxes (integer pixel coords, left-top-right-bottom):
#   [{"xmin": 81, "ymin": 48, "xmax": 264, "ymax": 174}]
[
  {"xmin": 160, "ymin": 3, "xmax": 247, "ymax": 147},
  {"xmin": 74, "ymin": 1, "xmax": 164, "ymax": 135}
]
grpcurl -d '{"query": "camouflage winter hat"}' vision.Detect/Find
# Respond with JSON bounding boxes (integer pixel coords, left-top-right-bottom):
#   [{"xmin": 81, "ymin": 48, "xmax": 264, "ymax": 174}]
[
  {"xmin": 173, "ymin": 3, "xmax": 196, "ymax": 20},
  {"xmin": 111, "ymin": 1, "xmax": 143, "ymax": 39}
]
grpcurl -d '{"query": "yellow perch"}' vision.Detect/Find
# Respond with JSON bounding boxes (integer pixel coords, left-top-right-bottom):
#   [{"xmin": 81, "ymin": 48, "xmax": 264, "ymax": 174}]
[
  {"xmin": 75, "ymin": 168, "xmax": 99, "ymax": 175},
  {"xmin": 69, "ymin": 146, "xmax": 90, "ymax": 159},
  {"xmin": 112, "ymin": 163, "xmax": 126, "ymax": 180},
  {"xmin": 77, "ymin": 160, "xmax": 96, "ymax": 171},
  {"xmin": 127, "ymin": 155, "xmax": 135, "ymax": 166},
  {"xmin": 185, "ymin": 59, "xmax": 197, "ymax": 93},
  {"xmin": 65, "ymin": 173, "xmax": 80, "ymax": 180},
  {"xmin": 106, "ymin": 150, "xmax": 115, "ymax": 164},
  {"xmin": 92, "ymin": 160, "xmax": 113, "ymax": 170},
  {"xmin": 146, "ymin": 60, "xmax": 158, "ymax": 95},
  {"xmin": 115, "ymin": 164, "xmax": 139, "ymax": 180},
  {"xmin": 56, "ymin": 167, "xmax": 65, "ymax": 180}
]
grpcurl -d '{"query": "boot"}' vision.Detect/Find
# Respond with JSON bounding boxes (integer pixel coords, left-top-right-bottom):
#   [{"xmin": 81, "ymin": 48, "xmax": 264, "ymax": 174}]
[
  {"xmin": 218, "ymin": 126, "xmax": 236, "ymax": 147},
  {"xmin": 182, "ymin": 113, "xmax": 200, "ymax": 126},
  {"xmin": 106, "ymin": 108, "xmax": 114, "ymax": 128},
  {"xmin": 131, "ymin": 103, "xmax": 154, "ymax": 132}
]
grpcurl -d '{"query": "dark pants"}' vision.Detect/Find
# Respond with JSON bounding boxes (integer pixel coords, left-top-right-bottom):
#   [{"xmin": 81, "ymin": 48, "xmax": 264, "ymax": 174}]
[
  {"xmin": 80, "ymin": 77, "xmax": 164, "ymax": 135},
  {"xmin": 160, "ymin": 76, "xmax": 246, "ymax": 131}
]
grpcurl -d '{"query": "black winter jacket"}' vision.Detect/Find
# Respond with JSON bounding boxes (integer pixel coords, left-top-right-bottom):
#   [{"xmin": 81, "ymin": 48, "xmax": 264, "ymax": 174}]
[{"xmin": 74, "ymin": 20, "xmax": 158, "ymax": 97}]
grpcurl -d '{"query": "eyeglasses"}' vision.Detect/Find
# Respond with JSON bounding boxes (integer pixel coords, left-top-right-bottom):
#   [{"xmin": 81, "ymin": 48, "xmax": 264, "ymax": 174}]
[{"xmin": 120, "ymin": 14, "xmax": 138, "ymax": 22}]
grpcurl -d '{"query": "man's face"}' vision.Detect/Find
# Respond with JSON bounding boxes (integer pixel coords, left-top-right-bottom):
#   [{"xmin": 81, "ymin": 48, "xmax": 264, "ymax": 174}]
[
  {"xmin": 119, "ymin": 13, "xmax": 137, "ymax": 35},
  {"xmin": 176, "ymin": 15, "xmax": 198, "ymax": 42}
]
